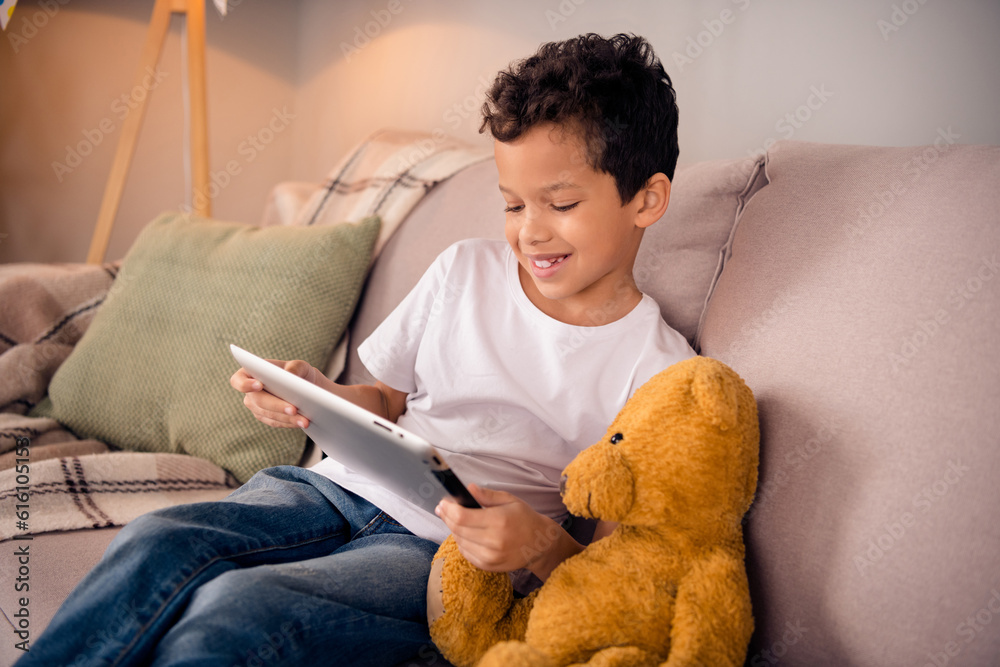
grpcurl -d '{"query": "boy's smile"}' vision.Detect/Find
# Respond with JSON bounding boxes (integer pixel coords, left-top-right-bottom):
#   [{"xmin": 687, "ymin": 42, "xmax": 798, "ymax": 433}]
[
  {"xmin": 495, "ymin": 123, "xmax": 668, "ymax": 327},
  {"xmin": 526, "ymin": 252, "xmax": 569, "ymax": 277}
]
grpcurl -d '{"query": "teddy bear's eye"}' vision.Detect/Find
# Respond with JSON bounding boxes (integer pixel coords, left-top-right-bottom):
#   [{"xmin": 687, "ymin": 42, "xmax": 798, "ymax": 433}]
[{"xmin": 610, "ymin": 433, "xmax": 623, "ymax": 444}]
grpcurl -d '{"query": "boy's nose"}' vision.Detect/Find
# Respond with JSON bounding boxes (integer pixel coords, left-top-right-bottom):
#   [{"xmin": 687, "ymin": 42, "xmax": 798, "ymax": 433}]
[{"xmin": 519, "ymin": 215, "xmax": 552, "ymax": 246}]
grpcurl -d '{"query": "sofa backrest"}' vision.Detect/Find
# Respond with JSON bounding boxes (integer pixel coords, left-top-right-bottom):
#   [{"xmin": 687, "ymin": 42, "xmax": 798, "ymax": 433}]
[{"xmin": 699, "ymin": 140, "xmax": 1000, "ymax": 665}]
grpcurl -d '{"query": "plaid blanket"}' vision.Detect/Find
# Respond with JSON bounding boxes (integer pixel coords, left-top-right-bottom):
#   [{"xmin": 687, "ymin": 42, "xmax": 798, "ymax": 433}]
[
  {"xmin": 0, "ymin": 452, "xmax": 237, "ymax": 541},
  {"xmin": 0, "ymin": 261, "xmax": 119, "ymax": 449},
  {"xmin": 0, "ymin": 130, "xmax": 490, "ymax": 540},
  {"xmin": 272, "ymin": 128, "xmax": 491, "ymax": 255},
  {"xmin": 0, "ymin": 261, "xmax": 239, "ymax": 540}
]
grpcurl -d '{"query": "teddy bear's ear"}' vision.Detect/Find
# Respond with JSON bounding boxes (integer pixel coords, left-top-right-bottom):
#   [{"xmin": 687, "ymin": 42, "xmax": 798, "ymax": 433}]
[{"xmin": 691, "ymin": 360, "xmax": 740, "ymax": 431}]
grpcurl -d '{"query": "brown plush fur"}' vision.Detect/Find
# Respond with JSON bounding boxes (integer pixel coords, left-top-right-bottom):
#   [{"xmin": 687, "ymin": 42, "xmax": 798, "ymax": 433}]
[{"xmin": 428, "ymin": 356, "xmax": 760, "ymax": 667}]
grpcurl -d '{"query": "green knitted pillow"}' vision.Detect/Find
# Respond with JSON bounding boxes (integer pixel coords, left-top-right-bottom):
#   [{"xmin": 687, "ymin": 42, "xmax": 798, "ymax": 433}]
[{"xmin": 32, "ymin": 213, "xmax": 380, "ymax": 483}]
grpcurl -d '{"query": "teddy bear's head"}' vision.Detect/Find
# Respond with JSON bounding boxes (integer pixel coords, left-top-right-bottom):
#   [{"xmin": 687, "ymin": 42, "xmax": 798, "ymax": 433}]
[{"xmin": 560, "ymin": 356, "xmax": 759, "ymax": 537}]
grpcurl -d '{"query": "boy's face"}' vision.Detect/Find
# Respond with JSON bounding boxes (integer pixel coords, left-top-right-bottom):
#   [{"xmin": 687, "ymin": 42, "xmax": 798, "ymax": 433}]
[{"xmin": 495, "ymin": 123, "xmax": 649, "ymax": 326}]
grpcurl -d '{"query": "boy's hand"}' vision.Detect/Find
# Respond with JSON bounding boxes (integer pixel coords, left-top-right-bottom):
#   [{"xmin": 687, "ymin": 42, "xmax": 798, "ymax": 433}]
[
  {"xmin": 230, "ymin": 359, "xmax": 317, "ymax": 429},
  {"xmin": 435, "ymin": 484, "xmax": 583, "ymax": 579}
]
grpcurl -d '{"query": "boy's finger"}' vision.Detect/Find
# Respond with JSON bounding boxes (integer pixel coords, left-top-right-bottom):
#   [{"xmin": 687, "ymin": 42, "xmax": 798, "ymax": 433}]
[
  {"xmin": 436, "ymin": 498, "xmax": 495, "ymax": 534},
  {"xmin": 435, "ymin": 498, "xmax": 473, "ymax": 528},
  {"xmin": 283, "ymin": 359, "xmax": 313, "ymax": 379},
  {"xmin": 257, "ymin": 414, "xmax": 307, "ymax": 429},
  {"xmin": 466, "ymin": 484, "xmax": 513, "ymax": 508},
  {"xmin": 245, "ymin": 390, "xmax": 290, "ymax": 414},
  {"xmin": 230, "ymin": 368, "xmax": 262, "ymax": 392},
  {"xmin": 243, "ymin": 392, "xmax": 309, "ymax": 428},
  {"xmin": 435, "ymin": 497, "xmax": 456, "ymax": 520}
]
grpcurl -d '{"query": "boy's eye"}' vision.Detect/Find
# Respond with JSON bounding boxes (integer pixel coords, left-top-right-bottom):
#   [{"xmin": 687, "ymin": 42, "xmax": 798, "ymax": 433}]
[
  {"xmin": 552, "ymin": 202, "xmax": 579, "ymax": 212},
  {"xmin": 504, "ymin": 205, "xmax": 524, "ymax": 214}
]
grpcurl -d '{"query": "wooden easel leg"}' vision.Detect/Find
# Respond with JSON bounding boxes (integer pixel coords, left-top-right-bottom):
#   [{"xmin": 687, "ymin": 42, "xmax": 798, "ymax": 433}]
[
  {"xmin": 185, "ymin": 0, "xmax": 210, "ymax": 218},
  {"xmin": 87, "ymin": 0, "xmax": 210, "ymax": 264}
]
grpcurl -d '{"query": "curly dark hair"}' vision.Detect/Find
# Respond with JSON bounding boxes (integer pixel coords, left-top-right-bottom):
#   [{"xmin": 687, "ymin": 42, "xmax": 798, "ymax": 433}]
[{"xmin": 481, "ymin": 33, "xmax": 679, "ymax": 204}]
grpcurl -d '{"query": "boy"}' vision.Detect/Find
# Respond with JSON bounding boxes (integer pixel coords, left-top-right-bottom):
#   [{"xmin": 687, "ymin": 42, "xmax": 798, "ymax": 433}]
[{"xmin": 19, "ymin": 33, "xmax": 693, "ymax": 666}]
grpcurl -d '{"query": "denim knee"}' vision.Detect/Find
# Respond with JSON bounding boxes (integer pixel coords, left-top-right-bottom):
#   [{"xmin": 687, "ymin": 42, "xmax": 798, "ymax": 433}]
[
  {"xmin": 106, "ymin": 508, "xmax": 225, "ymax": 568},
  {"xmin": 186, "ymin": 568, "xmax": 252, "ymax": 616},
  {"xmin": 105, "ymin": 510, "xmax": 174, "ymax": 558}
]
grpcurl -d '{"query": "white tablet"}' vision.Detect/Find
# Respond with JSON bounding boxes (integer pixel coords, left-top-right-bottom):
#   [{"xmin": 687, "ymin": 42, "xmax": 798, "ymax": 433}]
[{"xmin": 230, "ymin": 344, "xmax": 479, "ymax": 513}]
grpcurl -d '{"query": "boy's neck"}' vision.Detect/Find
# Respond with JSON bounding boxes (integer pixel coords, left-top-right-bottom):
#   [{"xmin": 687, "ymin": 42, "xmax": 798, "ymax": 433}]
[{"xmin": 517, "ymin": 265, "xmax": 644, "ymax": 327}]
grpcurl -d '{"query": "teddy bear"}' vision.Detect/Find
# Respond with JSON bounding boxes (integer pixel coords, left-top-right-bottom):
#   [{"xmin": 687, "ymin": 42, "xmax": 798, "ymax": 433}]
[{"xmin": 426, "ymin": 355, "xmax": 760, "ymax": 667}]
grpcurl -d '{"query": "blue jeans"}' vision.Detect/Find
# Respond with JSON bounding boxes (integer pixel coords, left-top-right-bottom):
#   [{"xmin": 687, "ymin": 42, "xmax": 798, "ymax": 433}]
[{"xmin": 17, "ymin": 466, "xmax": 442, "ymax": 667}]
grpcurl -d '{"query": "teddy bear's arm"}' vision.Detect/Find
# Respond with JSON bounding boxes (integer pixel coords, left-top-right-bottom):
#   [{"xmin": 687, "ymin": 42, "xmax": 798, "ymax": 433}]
[
  {"xmin": 428, "ymin": 536, "xmax": 538, "ymax": 667},
  {"xmin": 661, "ymin": 550, "xmax": 754, "ymax": 667}
]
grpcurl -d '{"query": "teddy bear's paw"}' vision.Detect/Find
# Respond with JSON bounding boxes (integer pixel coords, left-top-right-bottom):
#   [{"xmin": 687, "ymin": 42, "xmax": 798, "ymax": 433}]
[
  {"xmin": 434, "ymin": 536, "xmax": 514, "ymax": 608},
  {"xmin": 478, "ymin": 640, "xmax": 554, "ymax": 667},
  {"xmin": 429, "ymin": 537, "xmax": 534, "ymax": 666},
  {"xmin": 569, "ymin": 646, "xmax": 660, "ymax": 667}
]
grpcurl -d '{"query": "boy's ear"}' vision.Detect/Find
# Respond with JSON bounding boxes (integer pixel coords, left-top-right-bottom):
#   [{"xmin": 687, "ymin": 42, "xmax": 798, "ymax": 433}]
[{"xmin": 634, "ymin": 173, "xmax": 671, "ymax": 229}]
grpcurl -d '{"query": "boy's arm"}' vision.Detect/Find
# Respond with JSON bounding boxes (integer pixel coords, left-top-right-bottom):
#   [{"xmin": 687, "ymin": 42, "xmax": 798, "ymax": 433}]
[{"xmin": 231, "ymin": 360, "xmax": 407, "ymax": 427}]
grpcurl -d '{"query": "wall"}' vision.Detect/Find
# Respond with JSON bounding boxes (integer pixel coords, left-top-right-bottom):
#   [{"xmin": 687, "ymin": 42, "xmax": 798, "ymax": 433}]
[
  {"xmin": 2, "ymin": 0, "xmax": 998, "ymax": 263},
  {"xmin": 292, "ymin": 0, "xmax": 1000, "ymax": 173},
  {"xmin": 0, "ymin": 0, "xmax": 300, "ymax": 263}
]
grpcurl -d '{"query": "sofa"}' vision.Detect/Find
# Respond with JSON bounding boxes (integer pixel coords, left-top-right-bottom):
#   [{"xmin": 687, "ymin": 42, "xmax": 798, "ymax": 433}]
[{"xmin": 1, "ymin": 134, "xmax": 998, "ymax": 667}]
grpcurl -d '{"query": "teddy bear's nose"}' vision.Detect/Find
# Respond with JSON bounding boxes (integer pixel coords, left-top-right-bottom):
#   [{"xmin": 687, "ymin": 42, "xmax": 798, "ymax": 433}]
[{"xmin": 559, "ymin": 474, "xmax": 568, "ymax": 494}]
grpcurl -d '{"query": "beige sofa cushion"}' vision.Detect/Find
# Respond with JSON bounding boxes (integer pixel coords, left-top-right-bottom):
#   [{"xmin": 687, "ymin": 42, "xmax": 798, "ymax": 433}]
[
  {"xmin": 341, "ymin": 155, "xmax": 763, "ymax": 386},
  {"xmin": 698, "ymin": 140, "xmax": 1000, "ymax": 665},
  {"xmin": 638, "ymin": 156, "xmax": 764, "ymax": 346}
]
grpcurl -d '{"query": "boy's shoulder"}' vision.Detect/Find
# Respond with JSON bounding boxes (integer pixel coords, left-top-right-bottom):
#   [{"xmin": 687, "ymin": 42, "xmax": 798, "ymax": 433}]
[
  {"xmin": 443, "ymin": 237, "xmax": 507, "ymax": 256},
  {"xmin": 419, "ymin": 238, "xmax": 510, "ymax": 297},
  {"xmin": 434, "ymin": 238, "xmax": 509, "ymax": 271}
]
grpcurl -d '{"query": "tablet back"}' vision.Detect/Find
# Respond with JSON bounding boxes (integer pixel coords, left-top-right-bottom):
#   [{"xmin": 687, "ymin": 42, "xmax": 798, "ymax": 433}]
[{"xmin": 230, "ymin": 344, "xmax": 477, "ymax": 513}]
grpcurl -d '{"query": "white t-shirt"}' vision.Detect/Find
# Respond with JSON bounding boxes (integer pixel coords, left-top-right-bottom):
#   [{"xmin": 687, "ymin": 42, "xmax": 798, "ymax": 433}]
[{"xmin": 311, "ymin": 239, "xmax": 694, "ymax": 543}]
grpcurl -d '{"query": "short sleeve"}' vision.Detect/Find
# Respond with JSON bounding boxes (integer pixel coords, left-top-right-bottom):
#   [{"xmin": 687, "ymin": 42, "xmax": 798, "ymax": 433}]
[{"xmin": 357, "ymin": 244, "xmax": 457, "ymax": 394}]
